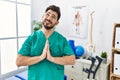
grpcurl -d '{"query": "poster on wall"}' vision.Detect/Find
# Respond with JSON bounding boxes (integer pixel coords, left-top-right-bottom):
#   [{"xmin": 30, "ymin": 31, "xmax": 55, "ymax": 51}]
[
  {"xmin": 67, "ymin": 4, "xmax": 89, "ymax": 39},
  {"xmin": 53, "ymin": 0, "xmax": 89, "ymax": 39}
]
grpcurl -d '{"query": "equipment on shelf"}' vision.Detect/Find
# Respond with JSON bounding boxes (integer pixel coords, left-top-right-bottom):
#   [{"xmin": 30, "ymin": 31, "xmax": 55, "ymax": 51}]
[
  {"xmin": 83, "ymin": 56, "xmax": 103, "ymax": 80},
  {"xmin": 68, "ymin": 40, "xmax": 85, "ymax": 59},
  {"xmin": 75, "ymin": 45, "xmax": 85, "ymax": 57}
]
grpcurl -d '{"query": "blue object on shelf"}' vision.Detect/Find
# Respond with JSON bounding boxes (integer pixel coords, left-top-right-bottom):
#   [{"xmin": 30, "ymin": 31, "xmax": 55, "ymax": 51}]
[
  {"xmin": 68, "ymin": 40, "xmax": 75, "ymax": 53},
  {"xmin": 75, "ymin": 46, "xmax": 84, "ymax": 57}
]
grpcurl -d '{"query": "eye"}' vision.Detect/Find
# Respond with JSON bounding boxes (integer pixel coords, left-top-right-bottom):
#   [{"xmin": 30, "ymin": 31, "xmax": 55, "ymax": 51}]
[
  {"xmin": 46, "ymin": 13, "xmax": 49, "ymax": 16},
  {"xmin": 52, "ymin": 15, "xmax": 56, "ymax": 19}
]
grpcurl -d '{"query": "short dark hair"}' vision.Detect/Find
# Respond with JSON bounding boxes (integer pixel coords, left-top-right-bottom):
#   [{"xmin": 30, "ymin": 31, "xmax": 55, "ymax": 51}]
[{"xmin": 45, "ymin": 5, "xmax": 61, "ymax": 20}]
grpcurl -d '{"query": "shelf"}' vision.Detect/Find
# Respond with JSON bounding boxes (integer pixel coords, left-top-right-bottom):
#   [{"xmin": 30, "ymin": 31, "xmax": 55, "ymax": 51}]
[
  {"xmin": 112, "ymin": 48, "xmax": 120, "ymax": 52},
  {"xmin": 110, "ymin": 23, "xmax": 120, "ymax": 80},
  {"xmin": 111, "ymin": 73, "xmax": 120, "ymax": 78}
]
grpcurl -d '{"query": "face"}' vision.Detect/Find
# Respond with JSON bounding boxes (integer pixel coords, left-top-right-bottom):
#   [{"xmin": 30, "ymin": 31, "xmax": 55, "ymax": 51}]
[{"xmin": 42, "ymin": 10, "xmax": 59, "ymax": 30}]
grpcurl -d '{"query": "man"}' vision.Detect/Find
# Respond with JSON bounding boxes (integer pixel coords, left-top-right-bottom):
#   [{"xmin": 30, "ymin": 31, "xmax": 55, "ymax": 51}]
[{"xmin": 16, "ymin": 5, "xmax": 75, "ymax": 80}]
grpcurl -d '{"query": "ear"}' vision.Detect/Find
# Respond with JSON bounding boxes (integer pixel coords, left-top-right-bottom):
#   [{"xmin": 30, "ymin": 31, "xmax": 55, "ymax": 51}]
[
  {"xmin": 42, "ymin": 13, "xmax": 46, "ymax": 19},
  {"xmin": 42, "ymin": 15, "xmax": 44, "ymax": 21},
  {"xmin": 55, "ymin": 21, "xmax": 59, "ymax": 26}
]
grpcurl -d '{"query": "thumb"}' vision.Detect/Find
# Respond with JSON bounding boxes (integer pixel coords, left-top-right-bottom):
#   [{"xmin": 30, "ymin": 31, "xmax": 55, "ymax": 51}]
[
  {"xmin": 47, "ymin": 40, "xmax": 49, "ymax": 48},
  {"xmin": 45, "ymin": 40, "xmax": 49, "ymax": 50}
]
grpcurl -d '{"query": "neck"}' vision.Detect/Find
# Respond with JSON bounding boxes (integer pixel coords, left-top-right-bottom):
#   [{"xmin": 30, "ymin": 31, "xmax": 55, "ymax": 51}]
[{"xmin": 41, "ymin": 26, "xmax": 54, "ymax": 39}]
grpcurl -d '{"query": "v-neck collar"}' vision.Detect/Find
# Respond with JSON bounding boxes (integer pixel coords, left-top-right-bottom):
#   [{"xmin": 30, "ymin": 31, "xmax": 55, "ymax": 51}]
[{"xmin": 40, "ymin": 29, "xmax": 55, "ymax": 40}]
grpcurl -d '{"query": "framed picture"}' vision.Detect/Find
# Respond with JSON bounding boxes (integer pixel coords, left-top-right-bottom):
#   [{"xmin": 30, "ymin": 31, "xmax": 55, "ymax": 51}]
[{"xmin": 66, "ymin": 1, "xmax": 89, "ymax": 39}]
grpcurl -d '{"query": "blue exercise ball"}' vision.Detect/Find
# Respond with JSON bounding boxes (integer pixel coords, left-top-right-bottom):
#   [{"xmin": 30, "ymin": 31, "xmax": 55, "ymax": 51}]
[{"xmin": 75, "ymin": 46, "xmax": 84, "ymax": 57}]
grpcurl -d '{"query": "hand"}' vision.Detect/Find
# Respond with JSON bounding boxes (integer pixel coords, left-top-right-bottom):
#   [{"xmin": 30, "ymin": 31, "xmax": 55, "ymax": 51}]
[
  {"xmin": 40, "ymin": 40, "xmax": 49, "ymax": 60},
  {"xmin": 46, "ymin": 40, "xmax": 54, "ymax": 62}
]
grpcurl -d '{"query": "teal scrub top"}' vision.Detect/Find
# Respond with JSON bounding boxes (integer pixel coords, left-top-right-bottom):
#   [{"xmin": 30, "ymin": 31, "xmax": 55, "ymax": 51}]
[{"xmin": 18, "ymin": 30, "xmax": 74, "ymax": 80}]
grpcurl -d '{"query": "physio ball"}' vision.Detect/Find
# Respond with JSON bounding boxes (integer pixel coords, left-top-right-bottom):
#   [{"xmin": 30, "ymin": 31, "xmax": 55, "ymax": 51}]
[{"xmin": 75, "ymin": 46, "xmax": 84, "ymax": 56}]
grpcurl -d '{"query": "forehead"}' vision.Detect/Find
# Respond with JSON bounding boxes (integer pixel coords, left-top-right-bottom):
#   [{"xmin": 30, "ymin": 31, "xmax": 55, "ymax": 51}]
[{"xmin": 46, "ymin": 10, "xmax": 58, "ymax": 17}]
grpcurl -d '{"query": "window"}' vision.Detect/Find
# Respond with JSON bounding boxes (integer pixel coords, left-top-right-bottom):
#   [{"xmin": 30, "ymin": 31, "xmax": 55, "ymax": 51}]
[
  {"xmin": 0, "ymin": 0, "xmax": 31, "ymax": 79},
  {"xmin": 1, "ymin": 39, "xmax": 17, "ymax": 75},
  {"xmin": 0, "ymin": 1, "xmax": 16, "ymax": 38},
  {"xmin": 17, "ymin": 4, "xmax": 31, "ymax": 37}
]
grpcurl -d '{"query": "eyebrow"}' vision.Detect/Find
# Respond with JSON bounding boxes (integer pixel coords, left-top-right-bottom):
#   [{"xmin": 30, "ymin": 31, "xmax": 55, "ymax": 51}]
[{"xmin": 47, "ymin": 11, "xmax": 57, "ymax": 18}]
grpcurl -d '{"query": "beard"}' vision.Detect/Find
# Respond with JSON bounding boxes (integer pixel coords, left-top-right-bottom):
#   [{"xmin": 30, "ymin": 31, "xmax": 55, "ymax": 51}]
[
  {"xmin": 42, "ymin": 19, "xmax": 54, "ymax": 30},
  {"xmin": 44, "ymin": 25, "xmax": 54, "ymax": 30}
]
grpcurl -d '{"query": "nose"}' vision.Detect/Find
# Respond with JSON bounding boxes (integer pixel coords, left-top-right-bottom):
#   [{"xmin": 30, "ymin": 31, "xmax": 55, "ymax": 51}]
[
  {"xmin": 46, "ymin": 15, "xmax": 51, "ymax": 20},
  {"xmin": 46, "ymin": 15, "xmax": 52, "ymax": 20}
]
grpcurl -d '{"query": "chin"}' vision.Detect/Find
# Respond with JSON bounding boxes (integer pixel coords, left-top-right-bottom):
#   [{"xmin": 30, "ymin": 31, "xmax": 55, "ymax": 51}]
[{"xmin": 44, "ymin": 26, "xmax": 54, "ymax": 30}]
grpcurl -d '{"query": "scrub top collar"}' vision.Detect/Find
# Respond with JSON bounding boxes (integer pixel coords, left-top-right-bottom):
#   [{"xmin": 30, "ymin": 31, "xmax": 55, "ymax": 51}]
[{"xmin": 40, "ymin": 29, "xmax": 56, "ymax": 40}]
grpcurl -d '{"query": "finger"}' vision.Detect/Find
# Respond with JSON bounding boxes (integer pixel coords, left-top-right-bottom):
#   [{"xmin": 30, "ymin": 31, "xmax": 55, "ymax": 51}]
[
  {"xmin": 47, "ymin": 40, "xmax": 49, "ymax": 48},
  {"xmin": 46, "ymin": 40, "xmax": 49, "ymax": 44},
  {"xmin": 45, "ymin": 40, "xmax": 49, "ymax": 49},
  {"xmin": 43, "ymin": 41, "xmax": 48, "ymax": 53},
  {"xmin": 45, "ymin": 40, "xmax": 48, "ymax": 48}
]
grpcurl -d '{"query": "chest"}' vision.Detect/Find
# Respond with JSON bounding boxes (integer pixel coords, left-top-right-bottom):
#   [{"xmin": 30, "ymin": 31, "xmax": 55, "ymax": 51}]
[{"xmin": 30, "ymin": 37, "xmax": 64, "ymax": 57}]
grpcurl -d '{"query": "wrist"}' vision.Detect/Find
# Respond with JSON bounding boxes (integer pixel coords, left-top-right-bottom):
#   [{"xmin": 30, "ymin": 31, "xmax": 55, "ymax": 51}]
[
  {"xmin": 50, "ymin": 57, "xmax": 55, "ymax": 63},
  {"xmin": 40, "ymin": 53, "xmax": 46, "ymax": 60}
]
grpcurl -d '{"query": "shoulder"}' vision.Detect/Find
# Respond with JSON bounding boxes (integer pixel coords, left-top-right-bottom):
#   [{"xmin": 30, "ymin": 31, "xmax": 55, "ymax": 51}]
[
  {"xmin": 27, "ymin": 30, "xmax": 42, "ymax": 41},
  {"xmin": 31, "ymin": 30, "xmax": 42, "ymax": 37},
  {"xmin": 54, "ymin": 31, "xmax": 66, "ymax": 40}
]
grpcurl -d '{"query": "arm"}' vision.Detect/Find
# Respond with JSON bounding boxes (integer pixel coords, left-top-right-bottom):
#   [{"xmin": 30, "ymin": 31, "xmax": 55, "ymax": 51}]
[
  {"xmin": 46, "ymin": 40, "xmax": 75, "ymax": 65},
  {"xmin": 16, "ymin": 40, "xmax": 48, "ymax": 67},
  {"xmin": 47, "ymin": 55, "xmax": 75, "ymax": 65},
  {"xmin": 16, "ymin": 53, "xmax": 46, "ymax": 67}
]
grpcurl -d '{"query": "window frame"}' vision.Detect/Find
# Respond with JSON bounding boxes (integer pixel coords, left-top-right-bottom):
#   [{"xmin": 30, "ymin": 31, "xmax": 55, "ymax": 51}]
[{"xmin": 0, "ymin": 0, "xmax": 31, "ymax": 79}]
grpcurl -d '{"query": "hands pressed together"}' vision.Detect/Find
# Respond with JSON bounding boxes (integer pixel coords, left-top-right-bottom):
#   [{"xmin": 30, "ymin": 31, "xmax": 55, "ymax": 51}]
[
  {"xmin": 41, "ymin": 40, "xmax": 54, "ymax": 62},
  {"xmin": 16, "ymin": 39, "xmax": 75, "ymax": 67}
]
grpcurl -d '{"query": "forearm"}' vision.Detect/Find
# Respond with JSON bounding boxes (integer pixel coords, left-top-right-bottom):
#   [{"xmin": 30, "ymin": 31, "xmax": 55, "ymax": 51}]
[
  {"xmin": 16, "ymin": 54, "xmax": 44, "ymax": 67},
  {"xmin": 50, "ymin": 55, "xmax": 75, "ymax": 65}
]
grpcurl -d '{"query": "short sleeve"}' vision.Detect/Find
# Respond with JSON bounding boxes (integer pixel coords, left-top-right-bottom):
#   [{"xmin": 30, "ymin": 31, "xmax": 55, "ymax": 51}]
[
  {"xmin": 18, "ymin": 33, "xmax": 36, "ymax": 56},
  {"xmin": 63, "ymin": 38, "xmax": 74, "ymax": 56}
]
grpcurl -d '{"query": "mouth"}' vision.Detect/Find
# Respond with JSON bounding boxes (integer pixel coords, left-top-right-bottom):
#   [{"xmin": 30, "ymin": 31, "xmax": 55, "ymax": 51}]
[{"xmin": 45, "ymin": 19, "xmax": 52, "ymax": 25}]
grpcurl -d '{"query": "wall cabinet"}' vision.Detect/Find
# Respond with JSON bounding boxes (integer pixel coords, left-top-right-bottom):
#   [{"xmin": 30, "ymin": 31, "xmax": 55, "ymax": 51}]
[
  {"xmin": 110, "ymin": 23, "xmax": 120, "ymax": 80},
  {"xmin": 65, "ymin": 59, "xmax": 109, "ymax": 80}
]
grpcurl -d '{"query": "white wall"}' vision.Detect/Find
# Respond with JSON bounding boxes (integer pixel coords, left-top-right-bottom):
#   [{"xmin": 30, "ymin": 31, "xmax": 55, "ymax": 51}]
[
  {"xmin": 31, "ymin": 0, "xmax": 50, "ymax": 21},
  {"xmin": 91, "ymin": 0, "xmax": 120, "ymax": 58},
  {"xmin": 31, "ymin": 0, "xmax": 120, "ymax": 59}
]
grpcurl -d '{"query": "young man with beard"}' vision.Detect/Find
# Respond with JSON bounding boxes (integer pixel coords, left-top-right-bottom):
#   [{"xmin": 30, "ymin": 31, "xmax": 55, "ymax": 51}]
[{"xmin": 16, "ymin": 5, "xmax": 75, "ymax": 80}]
